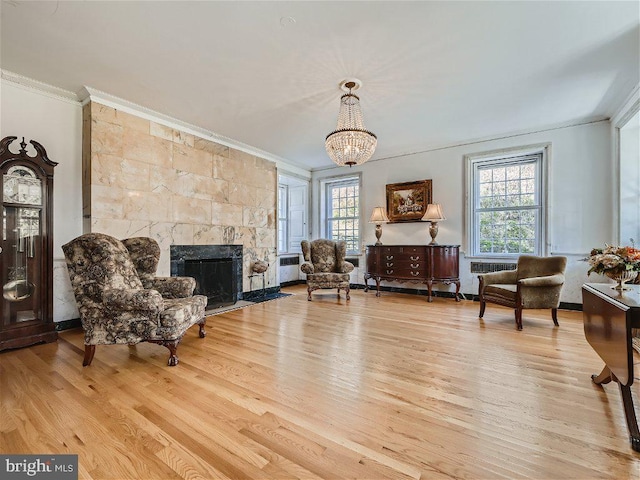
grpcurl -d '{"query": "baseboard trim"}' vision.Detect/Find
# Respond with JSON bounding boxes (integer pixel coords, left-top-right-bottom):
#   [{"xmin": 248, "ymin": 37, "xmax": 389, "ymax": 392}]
[
  {"xmin": 559, "ymin": 302, "xmax": 582, "ymax": 311},
  {"xmin": 280, "ymin": 280, "xmax": 306, "ymax": 288},
  {"xmin": 243, "ymin": 286, "xmax": 281, "ymax": 302},
  {"xmin": 351, "ymin": 283, "xmax": 584, "ymax": 310},
  {"xmin": 55, "ymin": 318, "xmax": 82, "ymax": 331}
]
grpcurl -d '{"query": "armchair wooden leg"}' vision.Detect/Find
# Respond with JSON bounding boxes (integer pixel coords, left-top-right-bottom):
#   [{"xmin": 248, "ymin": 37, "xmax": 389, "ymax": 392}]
[
  {"xmin": 515, "ymin": 307, "xmax": 523, "ymax": 330},
  {"xmin": 479, "ymin": 301, "xmax": 486, "ymax": 318},
  {"xmin": 83, "ymin": 344, "xmax": 96, "ymax": 367},
  {"xmin": 551, "ymin": 308, "xmax": 559, "ymax": 326},
  {"xmin": 147, "ymin": 339, "xmax": 181, "ymax": 366},
  {"xmin": 345, "ymin": 286, "xmax": 350, "ymax": 301},
  {"xmin": 307, "ymin": 286, "xmax": 313, "ymax": 301},
  {"xmin": 198, "ymin": 318, "xmax": 207, "ymax": 338},
  {"xmin": 164, "ymin": 340, "xmax": 180, "ymax": 366}
]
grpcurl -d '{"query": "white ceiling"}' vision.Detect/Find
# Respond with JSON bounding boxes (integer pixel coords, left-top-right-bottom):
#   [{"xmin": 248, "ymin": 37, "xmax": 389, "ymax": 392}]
[{"xmin": 1, "ymin": 1, "xmax": 638, "ymax": 171}]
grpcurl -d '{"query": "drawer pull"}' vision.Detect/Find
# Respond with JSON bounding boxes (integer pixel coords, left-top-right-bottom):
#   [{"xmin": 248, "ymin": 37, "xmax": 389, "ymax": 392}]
[
  {"xmin": 410, "ymin": 255, "xmax": 420, "ymax": 261},
  {"xmin": 410, "ymin": 271, "xmax": 420, "ymax": 277},
  {"xmin": 386, "ymin": 255, "xmax": 394, "ymax": 260},
  {"xmin": 386, "ymin": 269, "xmax": 394, "ymax": 275},
  {"xmin": 411, "ymin": 263, "xmax": 420, "ymax": 269},
  {"xmin": 386, "ymin": 262, "xmax": 394, "ymax": 267}
]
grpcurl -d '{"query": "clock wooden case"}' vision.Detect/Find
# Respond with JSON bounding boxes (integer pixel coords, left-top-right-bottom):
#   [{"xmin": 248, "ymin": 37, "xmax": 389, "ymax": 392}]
[{"xmin": 1, "ymin": 137, "xmax": 57, "ymax": 350}]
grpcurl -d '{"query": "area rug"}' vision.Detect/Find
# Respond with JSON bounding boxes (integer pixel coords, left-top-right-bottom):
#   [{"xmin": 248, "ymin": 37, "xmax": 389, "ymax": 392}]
[{"xmin": 205, "ymin": 292, "xmax": 291, "ymax": 316}]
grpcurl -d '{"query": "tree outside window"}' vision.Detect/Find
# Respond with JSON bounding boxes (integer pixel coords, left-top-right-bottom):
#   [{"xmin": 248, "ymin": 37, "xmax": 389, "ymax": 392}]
[
  {"xmin": 326, "ymin": 178, "xmax": 360, "ymax": 254},
  {"xmin": 469, "ymin": 151, "xmax": 545, "ymax": 257}
]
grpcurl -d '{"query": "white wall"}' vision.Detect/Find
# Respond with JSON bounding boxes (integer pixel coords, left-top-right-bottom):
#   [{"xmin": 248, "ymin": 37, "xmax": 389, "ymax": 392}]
[
  {"xmin": 312, "ymin": 120, "xmax": 613, "ymax": 304},
  {"xmin": 1, "ymin": 80, "xmax": 83, "ymax": 321},
  {"xmin": 619, "ymin": 110, "xmax": 640, "ymax": 245}
]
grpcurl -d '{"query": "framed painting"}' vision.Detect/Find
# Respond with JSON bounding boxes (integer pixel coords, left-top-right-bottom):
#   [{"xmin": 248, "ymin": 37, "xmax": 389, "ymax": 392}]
[{"xmin": 385, "ymin": 179, "xmax": 432, "ymax": 223}]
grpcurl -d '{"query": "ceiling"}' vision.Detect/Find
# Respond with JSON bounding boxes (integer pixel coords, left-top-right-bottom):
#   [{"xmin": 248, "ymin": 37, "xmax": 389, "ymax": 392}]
[{"xmin": 1, "ymin": 1, "xmax": 638, "ymax": 171}]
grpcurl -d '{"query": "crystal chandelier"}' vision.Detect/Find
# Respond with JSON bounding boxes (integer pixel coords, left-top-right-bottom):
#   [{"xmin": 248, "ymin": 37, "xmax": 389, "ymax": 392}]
[{"xmin": 325, "ymin": 79, "xmax": 377, "ymax": 167}]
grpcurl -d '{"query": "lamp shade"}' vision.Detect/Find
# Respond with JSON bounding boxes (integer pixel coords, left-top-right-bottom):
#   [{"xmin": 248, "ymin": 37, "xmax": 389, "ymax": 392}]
[
  {"xmin": 422, "ymin": 203, "xmax": 446, "ymax": 222},
  {"xmin": 369, "ymin": 207, "xmax": 389, "ymax": 223}
]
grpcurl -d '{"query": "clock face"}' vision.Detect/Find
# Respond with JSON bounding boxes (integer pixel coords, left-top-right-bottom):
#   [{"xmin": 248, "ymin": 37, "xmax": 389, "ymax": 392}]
[{"xmin": 3, "ymin": 166, "xmax": 42, "ymax": 205}]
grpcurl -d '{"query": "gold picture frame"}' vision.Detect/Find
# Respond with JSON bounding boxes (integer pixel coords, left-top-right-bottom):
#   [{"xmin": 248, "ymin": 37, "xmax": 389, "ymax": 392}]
[{"xmin": 385, "ymin": 179, "xmax": 432, "ymax": 223}]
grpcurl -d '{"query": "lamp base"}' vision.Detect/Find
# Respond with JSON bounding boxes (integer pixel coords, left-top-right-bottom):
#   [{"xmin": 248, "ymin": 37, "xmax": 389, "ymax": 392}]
[
  {"xmin": 375, "ymin": 224, "xmax": 383, "ymax": 245},
  {"xmin": 428, "ymin": 222, "xmax": 439, "ymax": 245}
]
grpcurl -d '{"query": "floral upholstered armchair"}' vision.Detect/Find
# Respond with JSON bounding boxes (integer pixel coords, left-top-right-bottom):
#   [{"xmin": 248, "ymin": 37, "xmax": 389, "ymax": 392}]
[
  {"xmin": 300, "ymin": 239, "xmax": 354, "ymax": 301},
  {"xmin": 122, "ymin": 237, "xmax": 196, "ymax": 299},
  {"xmin": 62, "ymin": 233, "xmax": 207, "ymax": 366},
  {"xmin": 478, "ymin": 255, "xmax": 567, "ymax": 330}
]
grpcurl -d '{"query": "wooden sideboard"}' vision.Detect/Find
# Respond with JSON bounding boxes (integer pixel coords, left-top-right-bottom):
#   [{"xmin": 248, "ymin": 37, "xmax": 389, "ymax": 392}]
[
  {"xmin": 364, "ymin": 244, "xmax": 460, "ymax": 302},
  {"xmin": 582, "ymin": 283, "xmax": 640, "ymax": 452}
]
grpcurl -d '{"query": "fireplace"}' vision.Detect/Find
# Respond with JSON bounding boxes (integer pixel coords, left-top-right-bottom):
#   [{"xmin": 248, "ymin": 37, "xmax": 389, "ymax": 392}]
[{"xmin": 170, "ymin": 245, "xmax": 243, "ymax": 309}]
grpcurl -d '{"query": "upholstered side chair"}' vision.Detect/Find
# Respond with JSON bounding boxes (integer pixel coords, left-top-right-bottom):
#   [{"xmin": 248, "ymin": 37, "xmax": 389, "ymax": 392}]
[
  {"xmin": 62, "ymin": 233, "xmax": 207, "ymax": 366},
  {"xmin": 478, "ymin": 255, "xmax": 567, "ymax": 330},
  {"xmin": 301, "ymin": 239, "xmax": 354, "ymax": 301}
]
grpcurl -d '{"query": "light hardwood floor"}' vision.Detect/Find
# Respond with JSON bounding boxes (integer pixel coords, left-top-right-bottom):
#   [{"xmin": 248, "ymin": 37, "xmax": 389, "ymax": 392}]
[{"xmin": 1, "ymin": 285, "xmax": 639, "ymax": 479}]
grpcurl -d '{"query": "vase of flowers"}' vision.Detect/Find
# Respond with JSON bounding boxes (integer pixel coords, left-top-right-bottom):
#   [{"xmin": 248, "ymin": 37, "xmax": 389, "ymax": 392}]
[{"xmin": 587, "ymin": 244, "xmax": 640, "ymax": 290}]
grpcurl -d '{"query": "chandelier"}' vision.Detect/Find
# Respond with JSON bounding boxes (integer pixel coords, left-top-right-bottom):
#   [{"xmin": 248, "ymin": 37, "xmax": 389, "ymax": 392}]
[{"xmin": 325, "ymin": 79, "xmax": 377, "ymax": 167}]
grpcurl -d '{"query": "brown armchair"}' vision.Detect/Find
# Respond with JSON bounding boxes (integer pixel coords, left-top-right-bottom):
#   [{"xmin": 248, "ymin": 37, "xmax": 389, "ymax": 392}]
[
  {"xmin": 62, "ymin": 233, "xmax": 207, "ymax": 366},
  {"xmin": 478, "ymin": 255, "xmax": 567, "ymax": 330},
  {"xmin": 301, "ymin": 239, "xmax": 354, "ymax": 301}
]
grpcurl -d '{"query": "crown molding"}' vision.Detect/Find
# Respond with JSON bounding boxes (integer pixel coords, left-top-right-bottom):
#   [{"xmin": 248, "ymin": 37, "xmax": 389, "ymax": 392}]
[
  {"xmin": 311, "ymin": 116, "xmax": 610, "ymax": 173},
  {"xmin": 1, "ymin": 70, "xmax": 80, "ymax": 104},
  {"xmin": 1, "ymin": 70, "xmax": 310, "ymax": 178},
  {"xmin": 78, "ymin": 86, "xmax": 311, "ymax": 179},
  {"xmin": 611, "ymin": 83, "xmax": 639, "ymax": 128}
]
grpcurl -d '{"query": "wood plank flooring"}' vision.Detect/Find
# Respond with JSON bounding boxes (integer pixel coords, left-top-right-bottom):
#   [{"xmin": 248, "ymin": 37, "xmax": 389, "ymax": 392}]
[{"xmin": 1, "ymin": 285, "xmax": 639, "ymax": 479}]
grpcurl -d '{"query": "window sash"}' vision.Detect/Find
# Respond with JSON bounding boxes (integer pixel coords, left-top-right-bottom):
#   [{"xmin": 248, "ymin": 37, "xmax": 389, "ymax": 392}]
[
  {"xmin": 325, "ymin": 177, "xmax": 360, "ymax": 254},
  {"xmin": 470, "ymin": 152, "xmax": 544, "ymax": 257},
  {"xmin": 277, "ymin": 185, "xmax": 288, "ymax": 254}
]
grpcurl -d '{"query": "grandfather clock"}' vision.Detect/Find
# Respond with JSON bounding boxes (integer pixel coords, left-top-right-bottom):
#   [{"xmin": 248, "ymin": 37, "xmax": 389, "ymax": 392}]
[{"xmin": 1, "ymin": 137, "xmax": 57, "ymax": 350}]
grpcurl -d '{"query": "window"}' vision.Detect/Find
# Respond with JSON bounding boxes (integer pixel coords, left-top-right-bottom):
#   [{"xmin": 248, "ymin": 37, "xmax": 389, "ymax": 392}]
[
  {"xmin": 468, "ymin": 148, "xmax": 546, "ymax": 257},
  {"xmin": 278, "ymin": 174, "xmax": 308, "ymax": 254},
  {"xmin": 278, "ymin": 185, "xmax": 288, "ymax": 253},
  {"xmin": 325, "ymin": 177, "xmax": 360, "ymax": 253}
]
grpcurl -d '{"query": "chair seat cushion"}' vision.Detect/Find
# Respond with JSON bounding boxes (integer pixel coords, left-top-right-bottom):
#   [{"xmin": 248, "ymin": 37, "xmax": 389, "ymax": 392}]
[
  {"xmin": 484, "ymin": 284, "xmax": 517, "ymax": 304},
  {"xmin": 306, "ymin": 272, "xmax": 350, "ymax": 288},
  {"xmin": 156, "ymin": 295, "xmax": 207, "ymax": 339}
]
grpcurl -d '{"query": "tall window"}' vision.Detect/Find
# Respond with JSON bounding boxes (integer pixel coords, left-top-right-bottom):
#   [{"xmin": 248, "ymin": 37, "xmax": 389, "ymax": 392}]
[
  {"xmin": 468, "ymin": 149, "xmax": 546, "ymax": 257},
  {"xmin": 325, "ymin": 177, "xmax": 360, "ymax": 253},
  {"xmin": 278, "ymin": 185, "xmax": 288, "ymax": 254},
  {"xmin": 278, "ymin": 174, "xmax": 308, "ymax": 254}
]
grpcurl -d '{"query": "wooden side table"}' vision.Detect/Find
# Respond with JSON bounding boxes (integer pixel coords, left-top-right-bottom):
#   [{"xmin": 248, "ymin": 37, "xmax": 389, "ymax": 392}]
[{"xmin": 582, "ymin": 283, "xmax": 640, "ymax": 452}]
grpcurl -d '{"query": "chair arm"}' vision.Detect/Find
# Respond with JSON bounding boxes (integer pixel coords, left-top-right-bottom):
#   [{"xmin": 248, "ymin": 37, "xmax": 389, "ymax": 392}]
[
  {"xmin": 301, "ymin": 262, "xmax": 315, "ymax": 274},
  {"xmin": 103, "ymin": 288, "xmax": 164, "ymax": 314},
  {"xmin": 479, "ymin": 270, "xmax": 518, "ymax": 285},
  {"xmin": 518, "ymin": 274, "xmax": 565, "ymax": 288},
  {"xmin": 339, "ymin": 261, "xmax": 355, "ymax": 274},
  {"xmin": 147, "ymin": 277, "xmax": 196, "ymax": 299}
]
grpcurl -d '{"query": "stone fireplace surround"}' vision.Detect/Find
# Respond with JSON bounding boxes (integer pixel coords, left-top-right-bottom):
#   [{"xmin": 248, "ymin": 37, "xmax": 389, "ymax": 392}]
[
  {"xmin": 170, "ymin": 244, "xmax": 243, "ymax": 307},
  {"xmin": 82, "ymin": 101, "xmax": 277, "ymax": 295}
]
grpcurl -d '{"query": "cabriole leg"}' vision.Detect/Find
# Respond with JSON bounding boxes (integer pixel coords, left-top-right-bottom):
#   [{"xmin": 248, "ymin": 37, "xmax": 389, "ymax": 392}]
[{"xmin": 83, "ymin": 344, "xmax": 96, "ymax": 367}]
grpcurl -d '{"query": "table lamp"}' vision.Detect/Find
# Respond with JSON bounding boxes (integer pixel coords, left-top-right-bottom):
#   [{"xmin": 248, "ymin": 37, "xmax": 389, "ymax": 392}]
[
  {"xmin": 369, "ymin": 207, "xmax": 389, "ymax": 245},
  {"xmin": 422, "ymin": 203, "xmax": 446, "ymax": 245}
]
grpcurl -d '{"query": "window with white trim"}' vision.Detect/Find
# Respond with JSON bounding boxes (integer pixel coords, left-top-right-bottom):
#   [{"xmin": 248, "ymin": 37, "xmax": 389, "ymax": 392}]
[
  {"xmin": 278, "ymin": 175, "xmax": 308, "ymax": 254},
  {"xmin": 468, "ymin": 149, "xmax": 546, "ymax": 257},
  {"xmin": 278, "ymin": 185, "xmax": 288, "ymax": 254},
  {"xmin": 325, "ymin": 177, "xmax": 360, "ymax": 254}
]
